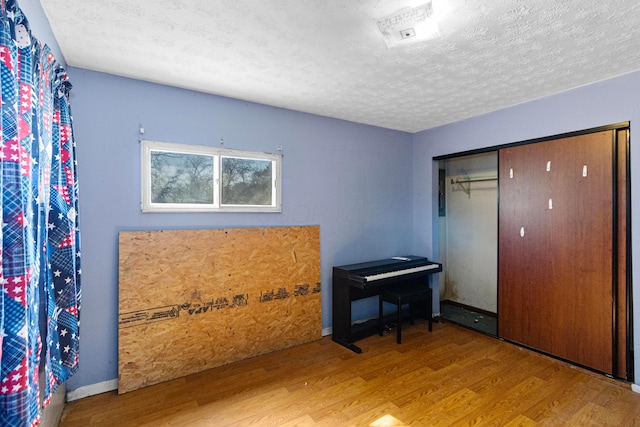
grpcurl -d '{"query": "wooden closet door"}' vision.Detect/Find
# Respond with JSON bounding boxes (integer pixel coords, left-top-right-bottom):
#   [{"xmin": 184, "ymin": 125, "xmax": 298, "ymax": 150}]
[{"xmin": 498, "ymin": 130, "xmax": 614, "ymax": 374}]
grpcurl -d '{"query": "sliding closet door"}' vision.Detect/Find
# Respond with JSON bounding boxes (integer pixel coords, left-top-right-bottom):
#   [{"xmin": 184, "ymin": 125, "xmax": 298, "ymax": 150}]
[{"xmin": 498, "ymin": 130, "xmax": 614, "ymax": 374}]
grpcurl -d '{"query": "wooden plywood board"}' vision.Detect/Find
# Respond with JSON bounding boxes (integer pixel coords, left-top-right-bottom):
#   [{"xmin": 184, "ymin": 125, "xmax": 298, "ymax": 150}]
[{"xmin": 118, "ymin": 226, "xmax": 321, "ymax": 394}]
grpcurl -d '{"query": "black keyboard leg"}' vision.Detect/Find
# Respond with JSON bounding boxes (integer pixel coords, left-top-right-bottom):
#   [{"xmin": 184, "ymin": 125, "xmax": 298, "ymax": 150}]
[
  {"xmin": 379, "ymin": 296, "xmax": 384, "ymax": 336},
  {"xmin": 331, "ymin": 337, "xmax": 362, "ymax": 354},
  {"xmin": 397, "ymin": 300, "xmax": 402, "ymax": 344}
]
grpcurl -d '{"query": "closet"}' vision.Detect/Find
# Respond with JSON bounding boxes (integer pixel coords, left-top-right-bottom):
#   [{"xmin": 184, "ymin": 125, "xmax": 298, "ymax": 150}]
[
  {"xmin": 437, "ymin": 123, "xmax": 631, "ymax": 380},
  {"xmin": 438, "ymin": 153, "xmax": 498, "ymax": 336}
]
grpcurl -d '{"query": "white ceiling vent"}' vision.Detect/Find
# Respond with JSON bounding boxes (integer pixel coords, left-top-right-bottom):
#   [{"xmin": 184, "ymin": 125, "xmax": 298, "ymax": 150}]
[{"xmin": 376, "ymin": 2, "xmax": 438, "ymax": 48}]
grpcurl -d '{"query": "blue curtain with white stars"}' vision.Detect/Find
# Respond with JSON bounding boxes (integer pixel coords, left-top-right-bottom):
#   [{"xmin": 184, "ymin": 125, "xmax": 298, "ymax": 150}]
[{"xmin": 0, "ymin": 1, "xmax": 81, "ymax": 426}]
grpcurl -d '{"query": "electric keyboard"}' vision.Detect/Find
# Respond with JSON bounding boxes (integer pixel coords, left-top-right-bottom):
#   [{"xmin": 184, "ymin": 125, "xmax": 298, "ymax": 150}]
[
  {"xmin": 333, "ymin": 255, "xmax": 441, "ymax": 289},
  {"xmin": 332, "ymin": 255, "xmax": 442, "ymax": 352},
  {"xmin": 356, "ymin": 264, "xmax": 441, "ymax": 282}
]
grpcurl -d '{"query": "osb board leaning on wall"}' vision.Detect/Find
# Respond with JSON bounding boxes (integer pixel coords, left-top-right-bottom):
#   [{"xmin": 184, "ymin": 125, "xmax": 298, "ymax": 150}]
[{"xmin": 118, "ymin": 226, "xmax": 321, "ymax": 394}]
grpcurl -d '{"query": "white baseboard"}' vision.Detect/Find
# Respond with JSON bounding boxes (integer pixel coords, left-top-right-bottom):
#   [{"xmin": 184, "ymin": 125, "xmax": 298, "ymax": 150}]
[
  {"xmin": 632, "ymin": 384, "xmax": 640, "ymax": 394},
  {"xmin": 66, "ymin": 379, "xmax": 118, "ymax": 402}
]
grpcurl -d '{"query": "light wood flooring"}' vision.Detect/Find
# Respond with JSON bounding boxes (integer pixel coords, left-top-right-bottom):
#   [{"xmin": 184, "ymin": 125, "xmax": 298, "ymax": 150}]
[{"xmin": 60, "ymin": 321, "xmax": 640, "ymax": 426}]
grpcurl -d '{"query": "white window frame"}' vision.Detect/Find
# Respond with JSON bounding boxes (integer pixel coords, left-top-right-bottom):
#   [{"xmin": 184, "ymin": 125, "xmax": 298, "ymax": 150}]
[{"xmin": 141, "ymin": 140, "xmax": 282, "ymax": 213}]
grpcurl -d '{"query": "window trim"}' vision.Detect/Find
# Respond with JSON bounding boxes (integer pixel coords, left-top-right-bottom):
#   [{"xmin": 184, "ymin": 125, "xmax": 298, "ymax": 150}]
[{"xmin": 141, "ymin": 140, "xmax": 282, "ymax": 213}]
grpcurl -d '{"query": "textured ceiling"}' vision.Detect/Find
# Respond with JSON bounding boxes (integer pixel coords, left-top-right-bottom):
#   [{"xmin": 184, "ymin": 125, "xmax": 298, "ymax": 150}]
[{"xmin": 39, "ymin": 0, "xmax": 640, "ymax": 133}]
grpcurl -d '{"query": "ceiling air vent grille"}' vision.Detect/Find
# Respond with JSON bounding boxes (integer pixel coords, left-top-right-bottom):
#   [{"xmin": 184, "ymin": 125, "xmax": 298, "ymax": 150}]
[{"xmin": 376, "ymin": 2, "xmax": 438, "ymax": 48}]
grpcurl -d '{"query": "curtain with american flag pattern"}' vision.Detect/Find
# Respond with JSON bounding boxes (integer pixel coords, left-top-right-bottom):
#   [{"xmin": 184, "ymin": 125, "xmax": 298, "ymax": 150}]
[{"xmin": 0, "ymin": 1, "xmax": 81, "ymax": 426}]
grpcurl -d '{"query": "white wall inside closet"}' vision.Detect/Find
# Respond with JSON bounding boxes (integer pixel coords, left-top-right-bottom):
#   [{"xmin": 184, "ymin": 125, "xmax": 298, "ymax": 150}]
[{"xmin": 439, "ymin": 152, "xmax": 498, "ymax": 313}]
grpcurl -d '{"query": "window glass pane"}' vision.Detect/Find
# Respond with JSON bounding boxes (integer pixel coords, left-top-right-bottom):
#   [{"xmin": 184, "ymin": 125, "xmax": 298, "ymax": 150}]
[
  {"xmin": 221, "ymin": 157, "xmax": 273, "ymax": 205},
  {"xmin": 151, "ymin": 151, "xmax": 214, "ymax": 204}
]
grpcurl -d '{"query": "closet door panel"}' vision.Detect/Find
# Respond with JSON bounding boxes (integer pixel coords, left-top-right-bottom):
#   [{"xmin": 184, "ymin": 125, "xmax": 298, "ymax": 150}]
[
  {"xmin": 499, "ymin": 131, "xmax": 614, "ymax": 374},
  {"xmin": 498, "ymin": 143, "xmax": 550, "ymax": 346},
  {"xmin": 546, "ymin": 131, "xmax": 613, "ymax": 373}
]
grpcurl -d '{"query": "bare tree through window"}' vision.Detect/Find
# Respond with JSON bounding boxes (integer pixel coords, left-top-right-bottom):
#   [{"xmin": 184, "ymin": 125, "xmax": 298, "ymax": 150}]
[
  {"xmin": 151, "ymin": 152, "xmax": 214, "ymax": 204},
  {"xmin": 221, "ymin": 157, "xmax": 272, "ymax": 205}
]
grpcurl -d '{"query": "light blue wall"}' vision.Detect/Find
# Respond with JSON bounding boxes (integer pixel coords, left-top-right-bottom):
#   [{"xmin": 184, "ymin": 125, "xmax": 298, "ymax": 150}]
[
  {"xmin": 412, "ymin": 70, "xmax": 640, "ymax": 384},
  {"xmin": 66, "ymin": 67, "xmax": 415, "ymax": 390}
]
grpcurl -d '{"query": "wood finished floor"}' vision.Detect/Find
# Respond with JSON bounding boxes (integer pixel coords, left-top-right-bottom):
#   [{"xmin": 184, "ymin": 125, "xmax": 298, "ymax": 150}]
[{"xmin": 60, "ymin": 321, "xmax": 640, "ymax": 426}]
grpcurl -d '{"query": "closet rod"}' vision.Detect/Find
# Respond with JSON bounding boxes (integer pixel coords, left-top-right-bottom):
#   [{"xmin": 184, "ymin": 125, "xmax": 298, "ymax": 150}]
[
  {"xmin": 451, "ymin": 176, "xmax": 497, "ymax": 198},
  {"xmin": 450, "ymin": 177, "xmax": 498, "ymax": 184}
]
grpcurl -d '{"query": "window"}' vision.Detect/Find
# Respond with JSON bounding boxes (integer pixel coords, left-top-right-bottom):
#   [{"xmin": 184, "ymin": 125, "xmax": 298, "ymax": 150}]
[{"xmin": 141, "ymin": 140, "xmax": 282, "ymax": 212}]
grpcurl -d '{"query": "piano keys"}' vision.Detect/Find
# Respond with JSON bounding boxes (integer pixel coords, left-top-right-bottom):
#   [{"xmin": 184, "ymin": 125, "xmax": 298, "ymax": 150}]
[{"xmin": 332, "ymin": 255, "xmax": 442, "ymax": 353}]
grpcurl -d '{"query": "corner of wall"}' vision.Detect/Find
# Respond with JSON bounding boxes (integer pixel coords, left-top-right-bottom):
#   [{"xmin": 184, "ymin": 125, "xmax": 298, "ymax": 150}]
[{"xmin": 66, "ymin": 379, "xmax": 118, "ymax": 402}]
